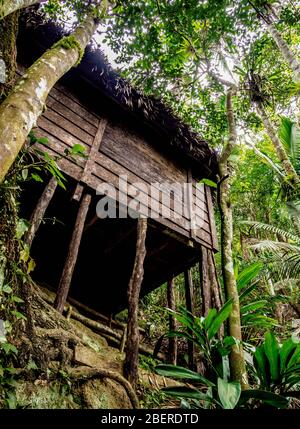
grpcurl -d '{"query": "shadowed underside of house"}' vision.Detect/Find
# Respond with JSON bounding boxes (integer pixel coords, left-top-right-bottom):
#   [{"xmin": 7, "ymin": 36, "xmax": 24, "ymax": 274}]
[{"xmin": 17, "ymin": 18, "xmax": 219, "ymax": 317}]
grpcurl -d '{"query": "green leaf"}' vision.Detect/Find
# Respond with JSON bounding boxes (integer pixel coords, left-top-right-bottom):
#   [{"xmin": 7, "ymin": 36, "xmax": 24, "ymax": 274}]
[
  {"xmin": 2, "ymin": 284, "xmax": 12, "ymax": 294},
  {"xmin": 239, "ymin": 283, "xmax": 258, "ymax": 302},
  {"xmin": 37, "ymin": 137, "xmax": 49, "ymax": 145},
  {"xmin": 279, "ymin": 338, "xmax": 299, "ymax": 373},
  {"xmin": 240, "ymin": 389, "xmax": 288, "ymax": 409},
  {"xmin": 155, "ymin": 365, "xmax": 215, "ymax": 387},
  {"xmin": 31, "ymin": 173, "xmax": 43, "ymax": 183},
  {"xmin": 240, "ymin": 300, "xmax": 268, "ymax": 315},
  {"xmin": 21, "ymin": 169, "xmax": 28, "ymax": 180},
  {"xmin": 236, "ymin": 262, "xmax": 262, "ymax": 291},
  {"xmin": 70, "ymin": 143, "xmax": 86, "ymax": 157},
  {"xmin": 217, "ymin": 378, "xmax": 241, "ymax": 409},
  {"xmin": 264, "ymin": 331, "xmax": 280, "ymax": 382},
  {"xmin": 199, "ymin": 178, "xmax": 217, "ymax": 188},
  {"xmin": 254, "ymin": 344, "xmax": 268, "ymax": 387},
  {"xmin": 11, "ymin": 311, "xmax": 27, "ymax": 321},
  {"xmin": 16, "ymin": 219, "xmax": 30, "ymax": 240},
  {"xmin": 207, "ymin": 299, "xmax": 233, "ymax": 340},
  {"xmin": 204, "ymin": 308, "xmax": 217, "ymax": 331},
  {"xmin": 161, "ymin": 386, "xmax": 212, "ymax": 401}
]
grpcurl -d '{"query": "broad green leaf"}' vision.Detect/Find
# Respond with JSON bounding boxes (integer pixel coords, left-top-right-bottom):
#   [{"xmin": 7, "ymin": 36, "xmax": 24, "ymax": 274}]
[
  {"xmin": 217, "ymin": 378, "xmax": 241, "ymax": 409},
  {"xmin": 239, "ymin": 282, "xmax": 257, "ymax": 302},
  {"xmin": 204, "ymin": 308, "xmax": 217, "ymax": 331},
  {"xmin": 155, "ymin": 365, "xmax": 215, "ymax": 387},
  {"xmin": 240, "ymin": 300, "xmax": 268, "ymax": 315},
  {"xmin": 236, "ymin": 262, "xmax": 262, "ymax": 291},
  {"xmin": 199, "ymin": 178, "xmax": 217, "ymax": 188},
  {"xmin": 16, "ymin": 219, "xmax": 29, "ymax": 240},
  {"xmin": 254, "ymin": 345, "xmax": 268, "ymax": 387},
  {"xmin": 207, "ymin": 299, "xmax": 233, "ymax": 340},
  {"xmin": 240, "ymin": 389, "xmax": 288, "ymax": 409},
  {"xmin": 161, "ymin": 386, "xmax": 214, "ymax": 402},
  {"xmin": 279, "ymin": 338, "xmax": 299, "ymax": 373},
  {"xmin": 264, "ymin": 331, "xmax": 279, "ymax": 382}
]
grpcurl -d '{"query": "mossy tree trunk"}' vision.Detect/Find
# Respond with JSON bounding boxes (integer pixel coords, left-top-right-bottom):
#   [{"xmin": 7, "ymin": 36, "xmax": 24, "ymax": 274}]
[
  {"xmin": 0, "ymin": 0, "xmax": 45, "ymax": 20},
  {"xmin": 218, "ymin": 87, "xmax": 248, "ymax": 390},
  {"xmin": 0, "ymin": 12, "xmax": 100, "ymax": 183},
  {"xmin": 0, "ymin": 11, "xmax": 19, "ymax": 101}
]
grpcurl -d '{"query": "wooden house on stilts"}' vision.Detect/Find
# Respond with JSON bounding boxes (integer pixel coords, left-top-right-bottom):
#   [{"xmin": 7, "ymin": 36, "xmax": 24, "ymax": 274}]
[{"xmin": 17, "ymin": 19, "xmax": 221, "ymax": 372}]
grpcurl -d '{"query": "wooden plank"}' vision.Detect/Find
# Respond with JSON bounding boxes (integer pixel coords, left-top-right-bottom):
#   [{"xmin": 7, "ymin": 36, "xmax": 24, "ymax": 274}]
[
  {"xmin": 73, "ymin": 118, "xmax": 108, "ymax": 201},
  {"xmin": 47, "ymin": 95, "xmax": 98, "ymax": 137},
  {"xmin": 38, "ymin": 117, "xmax": 91, "ymax": 151},
  {"xmin": 101, "ymin": 123, "xmax": 187, "ymax": 190},
  {"xmin": 187, "ymin": 168, "xmax": 197, "ymax": 240},
  {"xmin": 205, "ymin": 185, "xmax": 218, "ymax": 251},
  {"xmin": 50, "ymin": 86, "xmax": 99, "ymax": 125},
  {"xmin": 43, "ymin": 106, "xmax": 95, "ymax": 144},
  {"xmin": 94, "ymin": 153, "xmax": 191, "ymax": 221}
]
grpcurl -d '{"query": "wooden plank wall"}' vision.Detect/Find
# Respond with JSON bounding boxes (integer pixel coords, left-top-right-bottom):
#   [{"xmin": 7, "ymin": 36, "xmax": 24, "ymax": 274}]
[{"xmin": 33, "ymin": 82, "xmax": 217, "ymax": 251}]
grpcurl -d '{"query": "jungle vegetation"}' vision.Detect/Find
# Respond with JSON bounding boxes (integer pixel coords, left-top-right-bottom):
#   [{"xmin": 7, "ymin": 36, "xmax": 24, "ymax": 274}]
[{"xmin": 1, "ymin": 0, "xmax": 300, "ymax": 410}]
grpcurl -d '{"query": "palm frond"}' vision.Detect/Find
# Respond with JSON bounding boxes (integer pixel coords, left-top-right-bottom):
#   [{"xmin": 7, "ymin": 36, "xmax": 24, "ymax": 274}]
[
  {"xmin": 278, "ymin": 117, "xmax": 300, "ymax": 174},
  {"xmin": 241, "ymin": 221, "xmax": 300, "ymax": 243}
]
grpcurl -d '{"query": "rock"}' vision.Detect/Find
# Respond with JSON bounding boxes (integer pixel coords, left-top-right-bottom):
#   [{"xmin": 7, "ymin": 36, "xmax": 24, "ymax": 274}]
[{"xmin": 74, "ymin": 345, "xmax": 103, "ymax": 369}]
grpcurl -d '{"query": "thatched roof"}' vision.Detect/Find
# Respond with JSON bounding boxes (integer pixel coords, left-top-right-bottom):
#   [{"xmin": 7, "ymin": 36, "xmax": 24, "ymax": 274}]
[{"xmin": 17, "ymin": 14, "xmax": 218, "ymax": 178}]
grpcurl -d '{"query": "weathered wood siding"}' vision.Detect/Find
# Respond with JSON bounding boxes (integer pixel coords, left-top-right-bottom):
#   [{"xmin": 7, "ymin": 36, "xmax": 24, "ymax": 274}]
[{"xmin": 34, "ymin": 82, "xmax": 217, "ymax": 250}]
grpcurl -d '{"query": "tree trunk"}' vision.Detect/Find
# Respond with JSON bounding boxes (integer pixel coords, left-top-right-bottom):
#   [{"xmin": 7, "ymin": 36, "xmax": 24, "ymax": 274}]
[
  {"xmin": 256, "ymin": 102, "xmax": 300, "ymax": 188},
  {"xmin": 167, "ymin": 277, "xmax": 177, "ymax": 365},
  {"xmin": 0, "ymin": 12, "xmax": 99, "ymax": 183},
  {"xmin": 218, "ymin": 88, "xmax": 248, "ymax": 390},
  {"xmin": 25, "ymin": 176, "xmax": 57, "ymax": 247},
  {"xmin": 0, "ymin": 11, "xmax": 19, "ymax": 101},
  {"xmin": 199, "ymin": 246, "xmax": 211, "ymax": 317},
  {"xmin": 184, "ymin": 269, "xmax": 194, "ymax": 370},
  {"xmin": 265, "ymin": 22, "xmax": 300, "ymax": 83},
  {"xmin": 0, "ymin": 0, "xmax": 44, "ymax": 20},
  {"xmin": 124, "ymin": 218, "xmax": 147, "ymax": 389},
  {"xmin": 54, "ymin": 193, "xmax": 91, "ymax": 313}
]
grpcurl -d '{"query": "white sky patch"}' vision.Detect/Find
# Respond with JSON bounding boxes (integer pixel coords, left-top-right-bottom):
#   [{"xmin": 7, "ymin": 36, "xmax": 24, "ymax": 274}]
[{"xmin": 36, "ymin": 78, "xmax": 48, "ymax": 100}]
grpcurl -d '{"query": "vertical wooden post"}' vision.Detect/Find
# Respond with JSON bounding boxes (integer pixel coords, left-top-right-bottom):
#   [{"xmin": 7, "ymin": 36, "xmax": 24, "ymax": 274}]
[
  {"xmin": 199, "ymin": 246, "xmax": 211, "ymax": 317},
  {"xmin": 167, "ymin": 277, "xmax": 177, "ymax": 365},
  {"xmin": 25, "ymin": 176, "xmax": 57, "ymax": 247},
  {"xmin": 124, "ymin": 217, "xmax": 148, "ymax": 388},
  {"xmin": 208, "ymin": 250, "xmax": 223, "ymax": 312},
  {"xmin": 184, "ymin": 269, "xmax": 194, "ymax": 370},
  {"xmin": 54, "ymin": 192, "xmax": 91, "ymax": 314}
]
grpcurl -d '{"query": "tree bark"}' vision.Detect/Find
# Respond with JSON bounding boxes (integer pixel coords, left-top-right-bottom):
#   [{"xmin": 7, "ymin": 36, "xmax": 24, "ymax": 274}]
[
  {"xmin": 0, "ymin": 0, "xmax": 45, "ymax": 20},
  {"xmin": 265, "ymin": 22, "xmax": 300, "ymax": 83},
  {"xmin": 25, "ymin": 176, "xmax": 57, "ymax": 247},
  {"xmin": 123, "ymin": 218, "xmax": 147, "ymax": 389},
  {"xmin": 256, "ymin": 102, "xmax": 300, "ymax": 188},
  {"xmin": 0, "ymin": 12, "xmax": 99, "ymax": 183},
  {"xmin": 167, "ymin": 277, "xmax": 177, "ymax": 365},
  {"xmin": 218, "ymin": 88, "xmax": 248, "ymax": 390},
  {"xmin": 54, "ymin": 193, "xmax": 91, "ymax": 313},
  {"xmin": 184, "ymin": 269, "xmax": 194, "ymax": 370}
]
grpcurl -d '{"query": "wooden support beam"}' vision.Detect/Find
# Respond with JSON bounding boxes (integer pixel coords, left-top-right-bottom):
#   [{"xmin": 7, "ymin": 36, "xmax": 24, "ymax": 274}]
[
  {"xmin": 184, "ymin": 269, "xmax": 194, "ymax": 370},
  {"xmin": 73, "ymin": 118, "xmax": 107, "ymax": 201},
  {"xmin": 167, "ymin": 277, "xmax": 177, "ymax": 365},
  {"xmin": 54, "ymin": 192, "xmax": 91, "ymax": 313},
  {"xmin": 25, "ymin": 177, "xmax": 57, "ymax": 247},
  {"xmin": 124, "ymin": 217, "xmax": 148, "ymax": 388},
  {"xmin": 199, "ymin": 246, "xmax": 211, "ymax": 317}
]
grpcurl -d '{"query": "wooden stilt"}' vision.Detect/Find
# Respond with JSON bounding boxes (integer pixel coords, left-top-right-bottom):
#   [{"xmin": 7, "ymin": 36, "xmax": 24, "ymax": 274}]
[
  {"xmin": 54, "ymin": 192, "xmax": 91, "ymax": 314},
  {"xmin": 124, "ymin": 217, "xmax": 148, "ymax": 388},
  {"xmin": 25, "ymin": 176, "xmax": 57, "ymax": 247},
  {"xmin": 184, "ymin": 269, "xmax": 194, "ymax": 370},
  {"xmin": 208, "ymin": 250, "xmax": 223, "ymax": 312},
  {"xmin": 199, "ymin": 246, "xmax": 211, "ymax": 317},
  {"xmin": 167, "ymin": 277, "xmax": 177, "ymax": 365}
]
